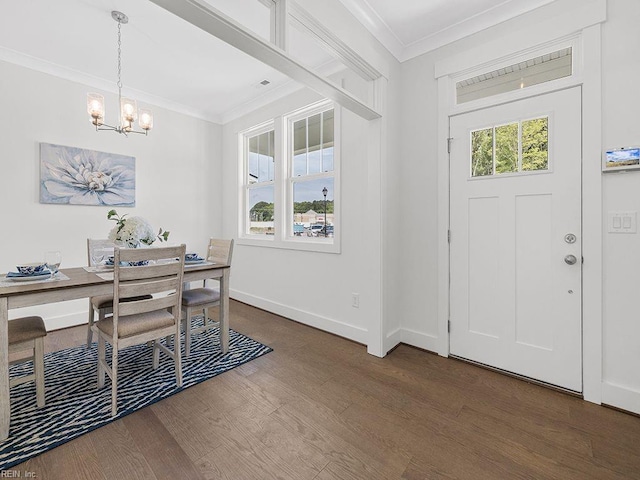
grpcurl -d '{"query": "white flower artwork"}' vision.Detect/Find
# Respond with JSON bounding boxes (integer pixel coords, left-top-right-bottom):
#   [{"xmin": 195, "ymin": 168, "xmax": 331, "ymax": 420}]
[{"xmin": 39, "ymin": 143, "xmax": 135, "ymax": 206}]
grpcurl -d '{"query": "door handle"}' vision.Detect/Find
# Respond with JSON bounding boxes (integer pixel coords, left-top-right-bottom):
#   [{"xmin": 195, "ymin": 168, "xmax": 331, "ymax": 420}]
[{"xmin": 564, "ymin": 254, "xmax": 577, "ymax": 265}]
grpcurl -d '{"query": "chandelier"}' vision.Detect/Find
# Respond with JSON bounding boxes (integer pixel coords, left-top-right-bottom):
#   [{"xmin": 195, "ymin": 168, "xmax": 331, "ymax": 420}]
[{"xmin": 87, "ymin": 11, "xmax": 153, "ymax": 136}]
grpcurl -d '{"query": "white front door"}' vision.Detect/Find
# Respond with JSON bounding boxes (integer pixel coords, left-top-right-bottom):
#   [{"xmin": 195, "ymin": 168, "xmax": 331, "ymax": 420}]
[{"xmin": 449, "ymin": 87, "xmax": 582, "ymax": 392}]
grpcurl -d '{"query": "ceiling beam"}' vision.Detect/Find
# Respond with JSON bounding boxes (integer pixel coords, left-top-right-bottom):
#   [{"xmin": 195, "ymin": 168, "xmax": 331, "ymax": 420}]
[{"xmin": 148, "ymin": 0, "xmax": 381, "ymax": 121}]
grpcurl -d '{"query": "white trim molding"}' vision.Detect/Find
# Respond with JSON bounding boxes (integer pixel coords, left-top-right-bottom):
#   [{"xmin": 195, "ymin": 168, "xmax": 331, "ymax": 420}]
[{"xmin": 602, "ymin": 382, "xmax": 640, "ymax": 416}]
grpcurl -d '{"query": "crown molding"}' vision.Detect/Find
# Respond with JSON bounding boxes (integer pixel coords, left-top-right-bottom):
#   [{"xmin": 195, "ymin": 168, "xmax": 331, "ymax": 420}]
[
  {"xmin": 0, "ymin": 46, "xmax": 223, "ymax": 124},
  {"xmin": 335, "ymin": 0, "xmax": 404, "ymax": 60},
  {"xmin": 400, "ymin": 0, "xmax": 556, "ymax": 62},
  {"xmin": 337, "ymin": 0, "xmax": 556, "ymax": 63}
]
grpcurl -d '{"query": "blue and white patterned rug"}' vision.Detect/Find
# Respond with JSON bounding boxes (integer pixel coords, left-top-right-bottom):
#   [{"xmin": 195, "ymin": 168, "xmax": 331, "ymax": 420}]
[{"xmin": 1, "ymin": 323, "xmax": 272, "ymax": 470}]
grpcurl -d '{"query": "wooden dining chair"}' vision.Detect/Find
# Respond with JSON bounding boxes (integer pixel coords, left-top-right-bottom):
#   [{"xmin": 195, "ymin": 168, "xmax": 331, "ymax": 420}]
[
  {"xmin": 9, "ymin": 316, "xmax": 47, "ymax": 408},
  {"xmin": 86, "ymin": 239, "xmax": 151, "ymax": 348},
  {"xmin": 181, "ymin": 238, "xmax": 233, "ymax": 357},
  {"xmin": 94, "ymin": 244, "xmax": 186, "ymax": 416}
]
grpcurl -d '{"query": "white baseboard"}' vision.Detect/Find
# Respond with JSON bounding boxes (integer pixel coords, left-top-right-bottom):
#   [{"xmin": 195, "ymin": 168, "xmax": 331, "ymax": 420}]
[
  {"xmin": 42, "ymin": 311, "xmax": 87, "ymax": 331},
  {"xmin": 400, "ymin": 327, "xmax": 440, "ymax": 353},
  {"xmin": 601, "ymin": 381, "xmax": 640, "ymax": 415},
  {"xmin": 385, "ymin": 328, "xmax": 402, "ymax": 354},
  {"xmin": 231, "ymin": 289, "xmax": 368, "ymax": 345}
]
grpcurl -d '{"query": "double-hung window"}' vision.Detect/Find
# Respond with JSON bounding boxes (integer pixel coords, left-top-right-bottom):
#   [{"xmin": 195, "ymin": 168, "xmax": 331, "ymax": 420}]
[
  {"xmin": 288, "ymin": 105, "xmax": 335, "ymax": 240},
  {"xmin": 240, "ymin": 100, "xmax": 339, "ymax": 252},
  {"xmin": 244, "ymin": 125, "xmax": 275, "ymax": 237}
]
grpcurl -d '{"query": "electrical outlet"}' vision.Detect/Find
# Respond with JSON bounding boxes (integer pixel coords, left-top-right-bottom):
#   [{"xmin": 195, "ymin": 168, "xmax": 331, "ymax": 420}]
[{"xmin": 352, "ymin": 293, "xmax": 359, "ymax": 308}]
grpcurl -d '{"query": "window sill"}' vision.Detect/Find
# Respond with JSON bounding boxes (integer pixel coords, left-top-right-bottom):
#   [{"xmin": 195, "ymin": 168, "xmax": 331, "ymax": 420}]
[{"xmin": 237, "ymin": 236, "xmax": 340, "ymax": 254}]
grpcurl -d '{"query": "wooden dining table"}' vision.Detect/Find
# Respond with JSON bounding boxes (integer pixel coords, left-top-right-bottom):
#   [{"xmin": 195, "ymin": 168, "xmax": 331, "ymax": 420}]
[{"xmin": 0, "ymin": 261, "xmax": 230, "ymax": 441}]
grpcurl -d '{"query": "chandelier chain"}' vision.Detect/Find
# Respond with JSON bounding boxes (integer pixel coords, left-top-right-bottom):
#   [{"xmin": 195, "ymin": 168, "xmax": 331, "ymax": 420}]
[{"xmin": 116, "ymin": 20, "xmax": 123, "ymax": 92}]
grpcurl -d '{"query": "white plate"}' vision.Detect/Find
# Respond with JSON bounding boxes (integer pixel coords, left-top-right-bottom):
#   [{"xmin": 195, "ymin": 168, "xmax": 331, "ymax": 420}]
[
  {"xmin": 185, "ymin": 259, "xmax": 205, "ymax": 265},
  {"xmin": 5, "ymin": 274, "xmax": 51, "ymax": 282}
]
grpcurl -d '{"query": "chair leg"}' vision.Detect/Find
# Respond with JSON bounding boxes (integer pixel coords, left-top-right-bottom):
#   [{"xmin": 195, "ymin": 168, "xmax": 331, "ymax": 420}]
[
  {"xmin": 97, "ymin": 335, "xmax": 106, "ymax": 388},
  {"xmin": 87, "ymin": 302, "xmax": 95, "ymax": 348},
  {"xmin": 34, "ymin": 337, "xmax": 45, "ymax": 408},
  {"xmin": 152, "ymin": 341, "xmax": 160, "ymax": 369},
  {"xmin": 174, "ymin": 329, "xmax": 183, "ymax": 387},
  {"xmin": 184, "ymin": 306, "xmax": 192, "ymax": 358},
  {"xmin": 111, "ymin": 347, "xmax": 118, "ymax": 416}
]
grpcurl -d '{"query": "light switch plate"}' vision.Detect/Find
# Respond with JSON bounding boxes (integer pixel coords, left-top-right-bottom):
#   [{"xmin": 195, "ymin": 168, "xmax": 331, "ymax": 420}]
[{"xmin": 608, "ymin": 211, "xmax": 637, "ymax": 233}]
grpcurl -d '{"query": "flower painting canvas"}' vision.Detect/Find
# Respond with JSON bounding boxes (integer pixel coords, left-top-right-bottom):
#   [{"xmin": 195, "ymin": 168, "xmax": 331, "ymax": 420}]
[{"xmin": 40, "ymin": 143, "xmax": 135, "ymax": 206}]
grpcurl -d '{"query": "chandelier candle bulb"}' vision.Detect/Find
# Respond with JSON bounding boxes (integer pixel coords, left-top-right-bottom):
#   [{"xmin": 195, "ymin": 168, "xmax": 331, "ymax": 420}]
[
  {"xmin": 87, "ymin": 93, "xmax": 105, "ymax": 124},
  {"xmin": 139, "ymin": 109, "xmax": 153, "ymax": 130},
  {"xmin": 121, "ymin": 98, "xmax": 137, "ymax": 122}
]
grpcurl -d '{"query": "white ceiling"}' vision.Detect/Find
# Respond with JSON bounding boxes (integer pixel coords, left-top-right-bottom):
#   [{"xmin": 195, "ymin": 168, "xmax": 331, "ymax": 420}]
[
  {"xmin": 0, "ymin": 0, "xmax": 556, "ymax": 124},
  {"xmin": 337, "ymin": 0, "xmax": 557, "ymax": 61}
]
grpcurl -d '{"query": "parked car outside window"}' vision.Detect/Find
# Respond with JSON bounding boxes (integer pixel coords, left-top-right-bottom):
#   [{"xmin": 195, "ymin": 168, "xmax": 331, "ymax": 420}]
[{"xmin": 308, "ymin": 225, "xmax": 324, "ymax": 236}]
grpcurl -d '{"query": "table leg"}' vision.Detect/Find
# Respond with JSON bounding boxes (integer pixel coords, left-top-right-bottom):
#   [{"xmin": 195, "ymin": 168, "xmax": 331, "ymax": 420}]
[
  {"xmin": 0, "ymin": 297, "xmax": 10, "ymax": 440},
  {"xmin": 220, "ymin": 268, "xmax": 229, "ymax": 354}
]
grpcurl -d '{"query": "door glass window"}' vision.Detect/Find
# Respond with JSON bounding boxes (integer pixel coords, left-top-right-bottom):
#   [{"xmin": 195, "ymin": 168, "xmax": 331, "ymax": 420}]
[
  {"xmin": 470, "ymin": 116, "xmax": 548, "ymax": 177},
  {"xmin": 522, "ymin": 118, "xmax": 549, "ymax": 171},
  {"xmin": 495, "ymin": 123, "xmax": 518, "ymax": 174},
  {"xmin": 471, "ymin": 128, "xmax": 493, "ymax": 177}
]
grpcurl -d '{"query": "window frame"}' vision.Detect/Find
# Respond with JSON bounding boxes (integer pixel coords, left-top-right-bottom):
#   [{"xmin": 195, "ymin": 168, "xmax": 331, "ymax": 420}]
[
  {"xmin": 240, "ymin": 120, "xmax": 276, "ymax": 241},
  {"xmin": 238, "ymin": 100, "xmax": 341, "ymax": 254}
]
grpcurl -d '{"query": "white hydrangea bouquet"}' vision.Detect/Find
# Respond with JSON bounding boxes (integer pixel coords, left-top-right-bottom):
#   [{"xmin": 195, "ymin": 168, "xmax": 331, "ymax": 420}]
[{"xmin": 107, "ymin": 209, "xmax": 170, "ymax": 248}]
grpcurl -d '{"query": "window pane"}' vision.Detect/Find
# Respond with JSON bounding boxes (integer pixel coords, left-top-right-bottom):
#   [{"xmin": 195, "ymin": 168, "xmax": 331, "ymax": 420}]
[
  {"xmin": 292, "ymin": 178, "xmax": 334, "ymax": 237},
  {"xmin": 248, "ymin": 136, "xmax": 258, "ymax": 183},
  {"xmin": 522, "ymin": 117, "xmax": 549, "ymax": 171},
  {"xmin": 322, "ymin": 110, "xmax": 334, "ymax": 147},
  {"xmin": 322, "ymin": 110, "xmax": 334, "ymax": 172},
  {"xmin": 471, "ymin": 128, "xmax": 493, "ymax": 177},
  {"xmin": 248, "ymin": 186, "xmax": 274, "ymax": 236},
  {"xmin": 308, "ymin": 149, "xmax": 322, "ymax": 174},
  {"xmin": 256, "ymin": 131, "xmax": 274, "ymax": 182},
  {"xmin": 293, "ymin": 153, "xmax": 306, "ymax": 176},
  {"xmin": 293, "ymin": 119, "xmax": 306, "ymax": 155},
  {"xmin": 308, "ymin": 113, "xmax": 322, "ymax": 151},
  {"xmin": 248, "ymin": 131, "xmax": 274, "ymax": 183},
  {"xmin": 267, "ymin": 131, "xmax": 275, "ymax": 180},
  {"xmin": 495, "ymin": 123, "xmax": 518, "ymax": 174},
  {"xmin": 322, "ymin": 146, "xmax": 334, "ymax": 172}
]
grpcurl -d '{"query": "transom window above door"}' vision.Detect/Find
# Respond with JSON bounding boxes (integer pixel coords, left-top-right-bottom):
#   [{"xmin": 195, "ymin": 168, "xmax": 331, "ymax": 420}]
[
  {"xmin": 456, "ymin": 47, "xmax": 572, "ymax": 104},
  {"xmin": 470, "ymin": 116, "xmax": 548, "ymax": 177}
]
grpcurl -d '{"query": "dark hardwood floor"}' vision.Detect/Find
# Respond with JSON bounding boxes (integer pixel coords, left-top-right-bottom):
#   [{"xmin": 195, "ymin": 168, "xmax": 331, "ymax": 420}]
[{"xmin": 12, "ymin": 300, "xmax": 640, "ymax": 479}]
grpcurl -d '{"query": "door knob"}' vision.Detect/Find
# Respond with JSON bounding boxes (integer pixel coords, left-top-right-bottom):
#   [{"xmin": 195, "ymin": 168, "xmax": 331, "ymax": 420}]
[{"xmin": 564, "ymin": 254, "xmax": 577, "ymax": 265}]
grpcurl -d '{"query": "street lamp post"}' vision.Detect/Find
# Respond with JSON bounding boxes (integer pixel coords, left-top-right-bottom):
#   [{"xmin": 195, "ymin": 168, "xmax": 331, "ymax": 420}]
[{"xmin": 322, "ymin": 187, "xmax": 328, "ymax": 237}]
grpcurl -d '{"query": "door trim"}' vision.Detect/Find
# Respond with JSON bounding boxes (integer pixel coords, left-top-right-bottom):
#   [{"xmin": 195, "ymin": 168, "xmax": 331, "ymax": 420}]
[{"xmin": 435, "ymin": 25, "xmax": 603, "ymax": 404}]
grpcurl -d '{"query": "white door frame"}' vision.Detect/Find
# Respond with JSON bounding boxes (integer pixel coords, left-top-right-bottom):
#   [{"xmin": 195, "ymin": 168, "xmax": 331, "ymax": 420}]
[{"xmin": 435, "ymin": 12, "xmax": 604, "ymax": 404}]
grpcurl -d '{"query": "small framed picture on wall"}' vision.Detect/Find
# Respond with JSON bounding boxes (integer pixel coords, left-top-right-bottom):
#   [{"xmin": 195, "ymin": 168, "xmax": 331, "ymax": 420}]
[{"xmin": 603, "ymin": 147, "xmax": 640, "ymax": 172}]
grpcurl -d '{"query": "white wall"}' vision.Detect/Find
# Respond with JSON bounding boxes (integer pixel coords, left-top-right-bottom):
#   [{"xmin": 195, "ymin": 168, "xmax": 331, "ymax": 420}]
[
  {"xmin": 0, "ymin": 61, "xmax": 222, "ymax": 330},
  {"xmin": 600, "ymin": 0, "xmax": 640, "ymax": 413},
  {"xmin": 397, "ymin": 0, "xmax": 640, "ymax": 415},
  {"xmin": 222, "ymin": 83, "xmax": 374, "ymax": 344}
]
